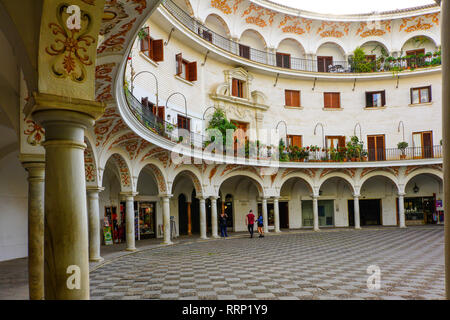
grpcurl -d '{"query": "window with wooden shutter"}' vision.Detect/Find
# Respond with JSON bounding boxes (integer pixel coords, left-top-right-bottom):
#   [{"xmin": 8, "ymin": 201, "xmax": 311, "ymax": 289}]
[
  {"xmin": 413, "ymin": 131, "xmax": 433, "ymax": 159},
  {"xmin": 239, "ymin": 44, "xmax": 250, "ymax": 59},
  {"xmin": 410, "ymin": 86, "xmax": 432, "ymax": 104},
  {"xmin": 232, "ymin": 79, "xmax": 244, "ymax": 98},
  {"xmin": 285, "ymin": 90, "xmax": 300, "ymax": 107},
  {"xmin": 187, "ymin": 61, "xmax": 197, "ymax": 82},
  {"xmin": 176, "ymin": 53, "xmax": 183, "ymax": 75},
  {"xmin": 317, "ymin": 56, "xmax": 333, "ymax": 72},
  {"xmin": 324, "ymin": 93, "xmax": 340, "ymax": 108},
  {"xmin": 276, "ymin": 52, "xmax": 291, "ymax": 68},
  {"xmin": 287, "ymin": 135, "xmax": 302, "ymax": 148},
  {"xmin": 151, "ymin": 39, "xmax": 164, "ymax": 62},
  {"xmin": 177, "ymin": 115, "xmax": 191, "ymax": 131},
  {"xmin": 367, "ymin": 135, "xmax": 385, "ymax": 161},
  {"xmin": 366, "ymin": 91, "xmax": 386, "ymax": 107}
]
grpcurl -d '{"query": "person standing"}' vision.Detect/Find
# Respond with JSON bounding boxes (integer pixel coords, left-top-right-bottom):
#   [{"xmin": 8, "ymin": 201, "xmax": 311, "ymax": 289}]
[
  {"xmin": 245, "ymin": 210, "xmax": 256, "ymax": 238},
  {"xmin": 257, "ymin": 214, "xmax": 264, "ymax": 238},
  {"xmin": 219, "ymin": 212, "xmax": 228, "ymax": 238}
]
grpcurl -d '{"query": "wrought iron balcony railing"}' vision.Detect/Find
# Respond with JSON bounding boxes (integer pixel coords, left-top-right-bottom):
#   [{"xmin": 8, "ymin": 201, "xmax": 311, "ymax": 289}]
[{"xmin": 160, "ymin": 0, "xmax": 441, "ymax": 74}]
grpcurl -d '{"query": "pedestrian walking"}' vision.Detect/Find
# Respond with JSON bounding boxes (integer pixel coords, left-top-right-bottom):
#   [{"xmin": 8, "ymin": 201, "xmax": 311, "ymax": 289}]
[
  {"xmin": 219, "ymin": 211, "xmax": 228, "ymax": 238},
  {"xmin": 245, "ymin": 209, "xmax": 256, "ymax": 238},
  {"xmin": 257, "ymin": 214, "xmax": 264, "ymax": 238}
]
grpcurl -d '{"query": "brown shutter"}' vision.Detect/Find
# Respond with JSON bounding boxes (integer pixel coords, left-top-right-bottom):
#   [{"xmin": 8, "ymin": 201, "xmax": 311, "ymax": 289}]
[
  {"xmin": 276, "ymin": 53, "xmax": 283, "ymax": 67},
  {"xmin": 157, "ymin": 106, "xmax": 165, "ymax": 120},
  {"xmin": 376, "ymin": 135, "xmax": 385, "ymax": 160},
  {"xmin": 293, "ymin": 91, "xmax": 300, "ymax": 107},
  {"xmin": 365, "ymin": 92, "xmax": 372, "ymax": 107},
  {"xmin": 367, "ymin": 136, "xmax": 376, "ymax": 161},
  {"xmin": 332, "ymin": 93, "xmax": 340, "ymax": 108},
  {"xmin": 283, "ymin": 54, "xmax": 291, "ymax": 69},
  {"xmin": 338, "ymin": 136, "xmax": 346, "ymax": 149},
  {"xmin": 293, "ymin": 136, "xmax": 302, "ymax": 148},
  {"xmin": 427, "ymin": 85, "xmax": 432, "ymax": 102},
  {"xmin": 324, "ymin": 93, "xmax": 331, "ymax": 108},
  {"xmin": 151, "ymin": 39, "xmax": 164, "ymax": 62},
  {"xmin": 381, "ymin": 91, "xmax": 386, "ymax": 106},
  {"xmin": 422, "ymin": 131, "xmax": 433, "ymax": 158},
  {"xmin": 239, "ymin": 44, "xmax": 250, "ymax": 59},
  {"xmin": 187, "ymin": 61, "xmax": 197, "ymax": 81},
  {"xmin": 176, "ymin": 53, "xmax": 182, "ymax": 75},
  {"xmin": 285, "ymin": 90, "xmax": 291, "ymax": 106},
  {"xmin": 232, "ymin": 79, "xmax": 239, "ymax": 97},
  {"xmin": 410, "ymin": 88, "xmax": 414, "ymax": 104}
]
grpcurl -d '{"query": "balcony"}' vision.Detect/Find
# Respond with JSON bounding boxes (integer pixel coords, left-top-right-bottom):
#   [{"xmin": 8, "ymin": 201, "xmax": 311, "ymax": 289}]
[
  {"xmin": 160, "ymin": 0, "xmax": 441, "ymax": 75},
  {"xmin": 125, "ymin": 89, "xmax": 443, "ymax": 164}
]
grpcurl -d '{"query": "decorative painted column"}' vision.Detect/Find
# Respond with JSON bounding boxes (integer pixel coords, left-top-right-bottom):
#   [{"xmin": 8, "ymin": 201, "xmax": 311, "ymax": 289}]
[
  {"xmin": 442, "ymin": 0, "xmax": 450, "ymax": 300},
  {"xmin": 210, "ymin": 196, "xmax": 219, "ymax": 238},
  {"xmin": 313, "ymin": 195, "xmax": 320, "ymax": 231},
  {"xmin": 398, "ymin": 193, "xmax": 406, "ymax": 228},
  {"xmin": 86, "ymin": 187, "xmax": 104, "ymax": 262},
  {"xmin": 32, "ymin": 93, "xmax": 104, "ymax": 300},
  {"xmin": 187, "ymin": 202, "xmax": 192, "ymax": 236},
  {"xmin": 353, "ymin": 194, "xmax": 361, "ymax": 229},
  {"xmin": 262, "ymin": 197, "xmax": 269, "ymax": 233},
  {"xmin": 21, "ymin": 159, "xmax": 45, "ymax": 300},
  {"xmin": 161, "ymin": 195, "xmax": 173, "ymax": 245},
  {"xmin": 273, "ymin": 197, "xmax": 281, "ymax": 233},
  {"xmin": 199, "ymin": 197, "xmax": 208, "ymax": 239},
  {"xmin": 121, "ymin": 192, "xmax": 138, "ymax": 251}
]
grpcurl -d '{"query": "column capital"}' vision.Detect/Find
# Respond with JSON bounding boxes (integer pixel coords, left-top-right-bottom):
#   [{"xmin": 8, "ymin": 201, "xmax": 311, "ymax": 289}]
[
  {"xmin": 209, "ymin": 196, "xmax": 219, "ymax": 200},
  {"xmin": 353, "ymin": 194, "xmax": 361, "ymax": 198},
  {"xmin": 159, "ymin": 194, "xmax": 173, "ymax": 199},
  {"xmin": 196, "ymin": 196, "xmax": 207, "ymax": 201},
  {"xmin": 120, "ymin": 192, "xmax": 139, "ymax": 199},
  {"xmin": 398, "ymin": 192, "xmax": 406, "ymax": 197},
  {"xmin": 20, "ymin": 154, "xmax": 45, "ymax": 166},
  {"xmin": 272, "ymin": 196, "xmax": 280, "ymax": 200},
  {"xmin": 87, "ymin": 186, "xmax": 105, "ymax": 194}
]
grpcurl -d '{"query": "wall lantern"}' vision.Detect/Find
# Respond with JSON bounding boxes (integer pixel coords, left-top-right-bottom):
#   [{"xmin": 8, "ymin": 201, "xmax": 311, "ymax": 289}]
[{"xmin": 413, "ymin": 183, "xmax": 420, "ymax": 193}]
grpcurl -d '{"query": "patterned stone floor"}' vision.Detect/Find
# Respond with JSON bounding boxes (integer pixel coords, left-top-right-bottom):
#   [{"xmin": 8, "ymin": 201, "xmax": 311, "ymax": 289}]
[{"xmin": 90, "ymin": 226, "xmax": 445, "ymax": 300}]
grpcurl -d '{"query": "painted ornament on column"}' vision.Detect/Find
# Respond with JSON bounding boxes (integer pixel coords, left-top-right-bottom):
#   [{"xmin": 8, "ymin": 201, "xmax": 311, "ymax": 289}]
[
  {"xmin": 45, "ymin": 4, "xmax": 95, "ymax": 82},
  {"xmin": 24, "ymin": 117, "xmax": 45, "ymax": 146}
]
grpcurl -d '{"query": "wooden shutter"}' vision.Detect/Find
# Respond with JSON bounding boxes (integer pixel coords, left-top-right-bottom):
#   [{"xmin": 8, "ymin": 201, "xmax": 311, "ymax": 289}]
[
  {"xmin": 338, "ymin": 136, "xmax": 346, "ymax": 149},
  {"xmin": 324, "ymin": 93, "xmax": 332, "ymax": 108},
  {"xmin": 157, "ymin": 106, "xmax": 165, "ymax": 120},
  {"xmin": 293, "ymin": 91, "xmax": 300, "ymax": 107},
  {"xmin": 376, "ymin": 135, "xmax": 385, "ymax": 161},
  {"xmin": 410, "ymin": 88, "xmax": 414, "ymax": 104},
  {"xmin": 151, "ymin": 39, "xmax": 164, "ymax": 62},
  {"xmin": 187, "ymin": 61, "xmax": 197, "ymax": 81},
  {"xmin": 285, "ymin": 90, "xmax": 291, "ymax": 106},
  {"xmin": 176, "ymin": 53, "xmax": 182, "ymax": 75},
  {"xmin": 427, "ymin": 85, "xmax": 432, "ymax": 102},
  {"xmin": 140, "ymin": 27, "xmax": 150, "ymax": 52},
  {"xmin": 367, "ymin": 136, "xmax": 376, "ymax": 161},
  {"xmin": 365, "ymin": 92, "xmax": 372, "ymax": 107},
  {"xmin": 276, "ymin": 53, "xmax": 283, "ymax": 67},
  {"xmin": 232, "ymin": 79, "xmax": 239, "ymax": 97},
  {"xmin": 331, "ymin": 93, "xmax": 340, "ymax": 108},
  {"xmin": 239, "ymin": 44, "xmax": 250, "ymax": 59},
  {"xmin": 381, "ymin": 91, "xmax": 386, "ymax": 106},
  {"xmin": 293, "ymin": 136, "xmax": 302, "ymax": 148},
  {"xmin": 283, "ymin": 54, "xmax": 291, "ymax": 69},
  {"xmin": 422, "ymin": 131, "xmax": 433, "ymax": 158}
]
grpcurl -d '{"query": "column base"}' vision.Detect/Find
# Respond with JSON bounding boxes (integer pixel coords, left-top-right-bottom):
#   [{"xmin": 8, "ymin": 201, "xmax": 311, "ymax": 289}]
[
  {"xmin": 355, "ymin": 227, "xmax": 362, "ymax": 230},
  {"xmin": 162, "ymin": 241, "xmax": 174, "ymax": 245},
  {"xmin": 125, "ymin": 247, "xmax": 137, "ymax": 252},
  {"xmin": 314, "ymin": 228, "xmax": 320, "ymax": 232},
  {"xmin": 89, "ymin": 257, "xmax": 104, "ymax": 262},
  {"xmin": 400, "ymin": 226, "xmax": 407, "ymax": 229},
  {"xmin": 200, "ymin": 236, "xmax": 209, "ymax": 240},
  {"xmin": 212, "ymin": 235, "xmax": 220, "ymax": 239}
]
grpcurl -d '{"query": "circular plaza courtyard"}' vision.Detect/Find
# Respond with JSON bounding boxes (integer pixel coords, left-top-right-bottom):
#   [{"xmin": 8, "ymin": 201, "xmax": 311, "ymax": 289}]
[{"xmin": 89, "ymin": 227, "xmax": 445, "ymax": 300}]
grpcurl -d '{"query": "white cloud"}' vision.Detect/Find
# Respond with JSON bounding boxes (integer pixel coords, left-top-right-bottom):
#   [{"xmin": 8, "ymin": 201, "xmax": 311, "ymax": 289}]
[{"xmin": 270, "ymin": 0, "xmax": 436, "ymax": 14}]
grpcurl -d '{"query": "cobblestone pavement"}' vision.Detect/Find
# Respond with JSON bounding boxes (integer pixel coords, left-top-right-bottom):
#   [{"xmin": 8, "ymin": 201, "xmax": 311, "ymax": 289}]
[{"xmin": 90, "ymin": 227, "xmax": 445, "ymax": 300}]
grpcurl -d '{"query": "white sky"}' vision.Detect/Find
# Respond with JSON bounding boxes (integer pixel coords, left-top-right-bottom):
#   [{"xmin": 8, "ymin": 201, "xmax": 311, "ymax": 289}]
[{"xmin": 270, "ymin": 0, "xmax": 436, "ymax": 14}]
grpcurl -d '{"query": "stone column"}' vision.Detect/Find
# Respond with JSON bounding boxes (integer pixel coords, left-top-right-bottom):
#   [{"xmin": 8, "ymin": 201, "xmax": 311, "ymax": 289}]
[
  {"xmin": 187, "ymin": 202, "xmax": 192, "ymax": 236},
  {"xmin": 313, "ymin": 195, "xmax": 320, "ymax": 231},
  {"xmin": 210, "ymin": 196, "xmax": 219, "ymax": 238},
  {"xmin": 353, "ymin": 194, "xmax": 361, "ymax": 229},
  {"xmin": 32, "ymin": 93, "xmax": 105, "ymax": 300},
  {"xmin": 21, "ymin": 159, "xmax": 45, "ymax": 300},
  {"xmin": 398, "ymin": 193, "xmax": 406, "ymax": 228},
  {"xmin": 199, "ymin": 197, "xmax": 208, "ymax": 239},
  {"xmin": 273, "ymin": 197, "xmax": 281, "ymax": 233},
  {"xmin": 121, "ymin": 192, "xmax": 138, "ymax": 251},
  {"xmin": 161, "ymin": 195, "xmax": 173, "ymax": 245},
  {"xmin": 262, "ymin": 197, "xmax": 269, "ymax": 233},
  {"xmin": 86, "ymin": 187, "xmax": 104, "ymax": 262},
  {"xmin": 442, "ymin": 0, "xmax": 450, "ymax": 300}
]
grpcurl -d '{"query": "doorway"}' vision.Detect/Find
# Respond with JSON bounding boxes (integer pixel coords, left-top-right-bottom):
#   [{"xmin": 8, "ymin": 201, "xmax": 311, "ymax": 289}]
[
  {"xmin": 280, "ymin": 201, "xmax": 289, "ymax": 229},
  {"xmin": 348, "ymin": 199, "xmax": 382, "ymax": 226}
]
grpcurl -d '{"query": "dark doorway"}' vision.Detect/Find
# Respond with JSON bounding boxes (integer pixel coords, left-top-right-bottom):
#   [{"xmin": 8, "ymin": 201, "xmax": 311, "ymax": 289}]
[
  {"xmin": 280, "ymin": 202, "xmax": 289, "ymax": 229},
  {"xmin": 224, "ymin": 194, "xmax": 234, "ymax": 229},
  {"xmin": 348, "ymin": 199, "xmax": 382, "ymax": 226},
  {"xmin": 206, "ymin": 198, "xmax": 211, "ymax": 234},
  {"xmin": 191, "ymin": 189, "xmax": 200, "ymax": 234},
  {"xmin": 178, "ymin": 194, "xmax": 188, "ymax": 235}
]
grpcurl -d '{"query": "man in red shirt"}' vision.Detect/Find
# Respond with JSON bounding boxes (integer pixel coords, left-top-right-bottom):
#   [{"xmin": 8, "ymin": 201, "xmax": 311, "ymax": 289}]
[{"xmin": 245, "ymin": 210, "xmax": 256, "ymax": 238}]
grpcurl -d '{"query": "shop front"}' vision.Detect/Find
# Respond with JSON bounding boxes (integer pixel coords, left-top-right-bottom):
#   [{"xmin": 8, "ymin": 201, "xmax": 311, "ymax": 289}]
[
  {"xmin": 403, "ymin": 196, "xmax": 437, "ymax": 225},
  {"xmin": 301, "ymin": 200, "xmax": 335, "ymax": 227},
  {"xmin": 137, "ymin": 202, "xmax": 157, "ymax": 239}
]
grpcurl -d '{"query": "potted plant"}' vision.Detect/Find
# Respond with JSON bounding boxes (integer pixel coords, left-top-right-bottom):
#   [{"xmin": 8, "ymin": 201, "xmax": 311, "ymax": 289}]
[{"xmin": 397, "ymin": 141, "xmax": 408, "ymax": 159}]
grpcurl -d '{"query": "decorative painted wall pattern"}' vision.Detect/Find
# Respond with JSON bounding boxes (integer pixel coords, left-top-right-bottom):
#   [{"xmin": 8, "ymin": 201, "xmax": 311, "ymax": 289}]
[
  {"xmin": 100, "ymin": 0, "xmax": 129, "ymax": 36},
  {"xmin": 84, "ymin": 141, "xmax": 97, "ymax": 183},
  {"xmin": 399, "ymin": 13, "xmax": 439, "ymax": 32},
  {"xmin": 356, "ymin": 20, "xmax": 391, "ymax": 38},
  {"xmin": 127, "ymin": 0, "xmax": 147, "ymax": 14},
  {"xmin": 46, "ymin": 4, "xmax": 95, "ymax": 82},
  {"xmin": 278, "ymin": 16, "xmax": 312, "ymax": 35},
  {"xmin": 23, "ymin": 117, "xmax": 45, "ymax": 146},
  {"xmin": 211, "ymin": 0, "xmax": 242, "ymax": 14},
  {"xmin": 82, "ymin": 0, "xmax": 96, "ymax": 4},
  {"xmin": 98, "ymin": 18, "xmax": 137, "ymax": 54},
  {"xmin": 95, "ymin": 63, "xmax": 116, "ymax": 101},
  {"xmin": 94, "ymin": 107, "xmax": 127, "ymax": 146},
  {"xmin": 317, "ymin": 21, "xmax": 350, "ymax": 38},
  {"xmin": 242, "ymin": 3, "xmax": 277, "ymax": 28},
  {"xmin": 145, "ymin": 164, "xmax": 167, "ymax": 193},
  {"xmin": 112, "ymin": 153, "xmax": 132, "ymax": 187}
]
